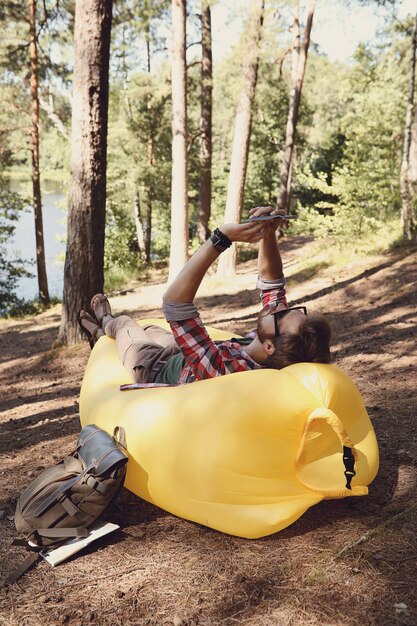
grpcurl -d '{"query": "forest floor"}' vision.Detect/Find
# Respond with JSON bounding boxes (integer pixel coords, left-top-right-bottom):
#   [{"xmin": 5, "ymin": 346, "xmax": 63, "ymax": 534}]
[{"xmin": 0, "ymin": 235, "xmax": 416, "ymax": 626}]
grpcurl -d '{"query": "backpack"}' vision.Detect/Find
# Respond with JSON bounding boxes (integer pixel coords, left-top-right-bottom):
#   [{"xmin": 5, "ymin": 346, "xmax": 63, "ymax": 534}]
[{"xmin": 6, "ymin": 424, "xmax": 128, "ymax": 584}]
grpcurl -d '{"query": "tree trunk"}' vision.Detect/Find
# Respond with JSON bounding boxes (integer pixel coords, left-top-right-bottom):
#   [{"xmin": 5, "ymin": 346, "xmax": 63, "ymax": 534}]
[
  {"xmin": 57, "ymin": 0, "xmax": 112, "ymax": 345},
  {"xmin": 29, "ymin": 0, "xmax": 50, "ymax": 305},
  {"xmin": 145, "ymin": 33, "xmax": 153, "ymax": 266},
  {"xmin": 216, "ymin": 0, "xmax": 264, "ymax": 278},
  {"xmin": 133, "ymin": 189, "xmax": 145, "ymax": 259},
  {"xmin": 276, "ymin": 0, "xmax": 316, "ymax": 214},
  {"xmin": 168, "ymin": 0, "xmax": 188, "ymax": 282},
  {"xmin": 400, "ymin": 11, "xmax": 417, "ymax": 241},
  {"xmin": 197, "ymin": 0, "xmax": 212, "ymax": 243},
  {"xmin": 144, "ymin": 192, "xmax": 152, "ymax": 264}
]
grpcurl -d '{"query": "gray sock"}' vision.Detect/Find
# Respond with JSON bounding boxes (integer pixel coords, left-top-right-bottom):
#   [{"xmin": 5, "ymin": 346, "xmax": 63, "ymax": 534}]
[{"xmin": 102, "ymin": 314, "xmax": 114, "ymax": 332}]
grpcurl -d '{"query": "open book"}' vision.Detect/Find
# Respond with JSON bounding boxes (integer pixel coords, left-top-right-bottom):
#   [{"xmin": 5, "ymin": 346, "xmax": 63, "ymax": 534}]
[{"xmin": 36, "ymin": 522, "xmax": 120, "ymax": 567}]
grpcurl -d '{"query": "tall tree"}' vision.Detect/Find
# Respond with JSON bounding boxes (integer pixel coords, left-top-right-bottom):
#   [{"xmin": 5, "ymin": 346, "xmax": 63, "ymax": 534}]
[
  {"xmin": 400, "ymin": 11, "xmax": 417, "ymax": 241},
  {"xmin": 144, "ymin": 16, "xmax": 155, "ymax": 264},
  {"xmin": 29, "ymin": 0, "xmax": 50, "ymax": 305},
  {"xmin": 216, "ymin": 0, "xmax": 265, "ymax": 278},
  {"xmin": 57, "ymin": 0, "xmax": 113, "ymax": 345},
  {"xmin": 168, "ymin": 0, "xmax": 188, "ymax": 281},
  {"xmin": 196, "ymin": 0, "xmax": 212, "ymax": 243},
  {"xmin": 276, "ymin": 0, "xmax": 316, "ymax": 214},
  {"xmin": 110, "ymin": 0, "xmax": 170, "ymax": 266}
]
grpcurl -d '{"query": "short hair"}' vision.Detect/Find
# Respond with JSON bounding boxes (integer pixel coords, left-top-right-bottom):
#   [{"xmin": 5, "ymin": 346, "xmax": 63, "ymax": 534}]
[{"xmin": 266, "ymin": 314, "xmax": 332, "ymax": 370}]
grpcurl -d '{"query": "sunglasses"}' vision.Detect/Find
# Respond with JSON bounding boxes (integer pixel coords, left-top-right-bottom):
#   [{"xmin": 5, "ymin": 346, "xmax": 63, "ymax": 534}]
[{"xmin": 272, "ymin": 306, "xmax": 307, "ymax": 337}]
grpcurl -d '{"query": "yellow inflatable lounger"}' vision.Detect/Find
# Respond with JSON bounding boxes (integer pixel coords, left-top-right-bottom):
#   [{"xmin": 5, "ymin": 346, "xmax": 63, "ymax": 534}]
[{"xmin": 80, "ymin": 320, "xmax": 379, "ymax": 539}]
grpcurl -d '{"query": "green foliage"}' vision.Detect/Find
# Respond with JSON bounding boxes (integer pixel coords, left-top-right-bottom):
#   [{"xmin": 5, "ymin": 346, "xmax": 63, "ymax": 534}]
[
  {"xmin": 245, "ymin": 61, "xmax": 289, "ymax": 210},
  {"xmin": 1, "ymin": 1, "xmax": 416, "ymax": 307},
  {"xmin": 104, "ymin": 204, "xmax": 141, "ymax": 275},
  {"xmin": 0, "ymin": 183, "xmax": 32, "ymax": 314},
  {"xmin": 294, "ymin": 28, "xmax": 409, "ymax": 241}
]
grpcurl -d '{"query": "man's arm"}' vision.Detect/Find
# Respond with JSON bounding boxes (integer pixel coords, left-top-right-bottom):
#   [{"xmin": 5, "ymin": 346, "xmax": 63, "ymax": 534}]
[
  {"xmin": 247, "ymin": 206, "xmax": 287, "ymax": 309},
  {"xmin": 257, "ymin": 229, "xmax": 283, "ymax": 280},
  {"xmin": 247, "ymin": 206, "xmax": 285, "ymax": 280},
  {"xmin": 162, "ymin": 221, "xmax": 265, "ymax": 304}
]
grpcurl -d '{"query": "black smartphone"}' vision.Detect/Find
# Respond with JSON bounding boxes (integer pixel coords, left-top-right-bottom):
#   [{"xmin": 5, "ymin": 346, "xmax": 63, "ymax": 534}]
[{"xmin": 242, "ymin": 214, "xmax": 297, "ymax": 223}]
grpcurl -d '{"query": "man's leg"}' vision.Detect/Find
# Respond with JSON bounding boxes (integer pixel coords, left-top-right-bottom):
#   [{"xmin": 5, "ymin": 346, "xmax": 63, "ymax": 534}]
[
  {"xmin": 91, "ymin": 295, "xmax": 179, "ymax": 383},
  {"xmin": 105, "ymin": 316, "xmax": 179, "ymax": 383}
]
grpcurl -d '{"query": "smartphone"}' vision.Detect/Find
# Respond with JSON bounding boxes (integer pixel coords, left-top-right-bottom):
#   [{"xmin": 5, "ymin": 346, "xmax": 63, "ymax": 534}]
[{"xmin": 242, "ymin": 214, "xmax": 297, "ymax": 223}]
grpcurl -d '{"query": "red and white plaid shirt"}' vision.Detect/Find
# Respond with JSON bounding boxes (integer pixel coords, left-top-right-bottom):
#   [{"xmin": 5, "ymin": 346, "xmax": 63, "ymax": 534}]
[{"xmin": 166, "ymin": 278, "xmax": 287, "ymax": 385}]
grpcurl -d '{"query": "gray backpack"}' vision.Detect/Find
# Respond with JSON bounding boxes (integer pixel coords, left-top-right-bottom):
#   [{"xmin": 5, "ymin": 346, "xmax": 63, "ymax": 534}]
[{"xmin": 6, "ymin": 424, "xmax": 128, "ymax": 583}]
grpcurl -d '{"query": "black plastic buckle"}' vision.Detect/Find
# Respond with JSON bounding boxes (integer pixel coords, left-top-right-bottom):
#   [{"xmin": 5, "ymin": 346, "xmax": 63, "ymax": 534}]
[{"xmin": 343, "ymin": 445, "xmax": 356, "ymax": 490}]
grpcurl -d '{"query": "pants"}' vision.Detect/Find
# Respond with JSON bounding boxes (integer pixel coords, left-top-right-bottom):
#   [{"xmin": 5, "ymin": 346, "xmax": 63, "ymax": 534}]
[{"xmin": 104, "ymin": 316, "xmax": 180, "ymax": 383}]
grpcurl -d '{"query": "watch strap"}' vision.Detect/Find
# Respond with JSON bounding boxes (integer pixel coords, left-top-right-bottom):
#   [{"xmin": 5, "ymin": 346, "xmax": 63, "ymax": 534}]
[{"xmin": 210, "ymin": 228, "xmax": 232, "ymax": 253}]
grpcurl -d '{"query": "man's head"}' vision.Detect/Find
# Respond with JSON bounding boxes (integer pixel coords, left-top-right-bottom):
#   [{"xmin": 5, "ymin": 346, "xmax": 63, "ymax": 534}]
[{"xmin": 256, "ymin": 304, "xmax": 332, "ymax": 369}]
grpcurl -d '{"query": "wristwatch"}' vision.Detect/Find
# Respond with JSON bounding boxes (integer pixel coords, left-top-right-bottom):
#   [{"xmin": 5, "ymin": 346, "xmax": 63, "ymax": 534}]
[{"xmin": 210, "ymin": 228, "xmax": 232, "ymax": 253}]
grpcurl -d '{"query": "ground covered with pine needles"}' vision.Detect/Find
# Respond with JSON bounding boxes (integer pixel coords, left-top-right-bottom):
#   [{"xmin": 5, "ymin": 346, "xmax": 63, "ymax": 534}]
[{"xmin": 0, "ymin": 236, "xmax": 416, "ymax": 626}]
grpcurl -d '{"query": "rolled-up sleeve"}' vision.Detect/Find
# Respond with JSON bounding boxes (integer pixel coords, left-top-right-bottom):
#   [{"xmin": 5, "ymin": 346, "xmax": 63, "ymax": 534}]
[
  {"xmin": 162, "ymin": 302, "xmax": 199, "ymax": 322},
  {"xmin": 257, "ymin": 274, "xmax": 288, "ymax": 309}
]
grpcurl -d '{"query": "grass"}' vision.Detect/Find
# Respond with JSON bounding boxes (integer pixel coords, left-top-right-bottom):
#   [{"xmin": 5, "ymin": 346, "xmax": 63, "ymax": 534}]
[
  {"xmin": 285, "ymin": 217, "xmax": 404, "ymax": 284},
  {"xmin": 3, "ymin": 295, "xmax": 61, "ymax": 319},
  {"xmin": 104, "ymin": 265, "xmax": 150, "ymax": 294}
]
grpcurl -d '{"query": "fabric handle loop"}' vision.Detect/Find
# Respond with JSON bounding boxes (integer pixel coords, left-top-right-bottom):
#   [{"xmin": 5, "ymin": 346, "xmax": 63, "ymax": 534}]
[
  {"xmin": 302, "ymin": 407, "xmax": 360, "ymax": 493},
  {"xmin": 306, "ymin": 408, "xmax": 358, "ymax": 460},
  {"xmin": 113, "ymin": 426, "xmax": 127, "ymax": 450}
]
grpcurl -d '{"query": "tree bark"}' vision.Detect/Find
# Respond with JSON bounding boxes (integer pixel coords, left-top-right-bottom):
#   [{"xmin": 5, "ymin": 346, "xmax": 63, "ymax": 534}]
[
  {"xmin": 216, "ymin": 0, "xmax": 264, "ymax": 278},
  {"xmin": 400, "ymin": 11, "xmax": 417, "ymax": 241},
  {"xmin": 168, "ymin": 0, "xmax": 189, "ymax": 282},
  {"xmin": 133, "ymin": 189, "xmax": 145, "ymax": 259},
  {"xmin": 276, "ymin": 0, "xmax": 316, "ymax": 214},
  {"xmin": 197, "ymin": 0, "xmax": 212, "ymax": 243},
  {"xmin": 57, "ymin": 0, "xmax": 112, "ymax": 345},
  {"xmin": 29, "ymin": 0, "xmax": 50, "ymax": 305}
]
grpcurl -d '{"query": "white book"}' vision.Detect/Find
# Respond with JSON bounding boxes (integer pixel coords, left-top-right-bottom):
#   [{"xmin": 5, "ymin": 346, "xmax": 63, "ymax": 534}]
[{"xmin": 32, "ymin": 522, "xmax": 120, "ymax": 567}]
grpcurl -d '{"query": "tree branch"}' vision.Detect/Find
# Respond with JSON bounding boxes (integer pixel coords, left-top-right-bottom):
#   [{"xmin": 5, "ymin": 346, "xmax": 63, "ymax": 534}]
[
  {"xmin": 276, "ymin": 45, "xmax": 293, "ymax": 78},
  {"xmin": 39, "ymin": 92, "xmax": 69, "ymax": 140},
  {"xmin": 186, "ymin": 39, "xmax": 202, "ymax": 50}
]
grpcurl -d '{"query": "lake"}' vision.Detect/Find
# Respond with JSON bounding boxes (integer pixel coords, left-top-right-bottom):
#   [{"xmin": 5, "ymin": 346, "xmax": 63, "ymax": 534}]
[{"xmin": 6, "ymin": 190, "xmax": 67, "ymax": 302}]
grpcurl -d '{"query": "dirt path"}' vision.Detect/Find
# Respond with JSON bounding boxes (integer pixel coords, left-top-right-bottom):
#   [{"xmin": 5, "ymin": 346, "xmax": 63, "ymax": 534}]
[{"xmin": 0, "ymin": 237, "xmax": 416, "ymax": 626}]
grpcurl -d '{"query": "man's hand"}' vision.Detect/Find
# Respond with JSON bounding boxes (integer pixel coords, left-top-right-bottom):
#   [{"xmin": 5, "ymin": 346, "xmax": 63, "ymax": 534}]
[
  {"xmin": 247, "ymin": 205, "xmax": 286, "ymax": 234},
  {"xmin": 219, "ymin": 220, "xmax": 269, "ymax": 244},
  {"xmin": 248, "ymin": 207, "xmax": 284, "ymax": 281}
]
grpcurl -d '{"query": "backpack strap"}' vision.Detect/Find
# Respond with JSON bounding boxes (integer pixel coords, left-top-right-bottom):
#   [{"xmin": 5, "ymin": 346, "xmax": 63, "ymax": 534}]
[
  {"xmin": 5, "ymin": 528, "xmax": 89, "ymax": 584},
  {"xmin": 33, "ymin": 473, "xmax": 88, "ymax": 517},
  {"xmin": 35, "ymin": 527, "xmax": 89, "ymax": 539},
  {"xmin": 5, "ymin": 551, "xmax": 41, "ymax": 585}
]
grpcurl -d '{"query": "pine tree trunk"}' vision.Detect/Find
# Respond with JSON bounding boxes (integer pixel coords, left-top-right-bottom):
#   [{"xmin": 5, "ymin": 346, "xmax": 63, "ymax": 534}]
[
  {"xmin": 29, "ymin": 0, "xmax": 49, "ymax": 305},
  {"xmin": 57, "ymin": 0, "xmax": 112, "ymax": 345},
  {"xmin": 168, "ymin": 0, "xmax": 188, "ymax": 282},
  {"xmin": 133, "ymin": 189, "xmax": 145, "ymax": 259},
  {"xmin": 144, "ymin": 193, "xmax": 152, "ymax": 264},
  {"xmin": 276, "ymin": 0, "xmax": 316, "ymax": 213},
  {"xmin": 197, "ymin": 0, "xmax": 212, "ymax": 243},
  {"xmin": 400, "ymin": 12, "xmax": 417, "ymax": 241},
  {"xmin": 145, "ymin": 34, "xmax": 153, "ymax": 266},
  {"xmin": 216, "ymin": 0, "xmax": 264, "ymax": 278}
]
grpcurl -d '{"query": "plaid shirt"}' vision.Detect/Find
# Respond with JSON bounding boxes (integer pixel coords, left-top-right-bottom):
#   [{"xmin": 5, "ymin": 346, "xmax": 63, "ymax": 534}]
[{"xmin": 120, "ymin": 277, "xmax": 287, "ymax": 391}]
